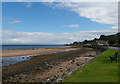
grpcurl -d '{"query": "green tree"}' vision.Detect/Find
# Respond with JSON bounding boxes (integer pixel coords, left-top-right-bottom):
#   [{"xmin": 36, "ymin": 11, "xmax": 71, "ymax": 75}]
[
  {"xmin": 83, "ymin": 40, "xmax": 88, "ymax": 44},
  {"xmin": 99, "ymin": 35, "xmax": 106, "ymax": 40},
  {"xmin": 108, "ymin": 39, "xmax": 115, "ymax": 46},
  {"xmin": 73, "ymin": 41, "xmax": 78, "ymax": 45}
]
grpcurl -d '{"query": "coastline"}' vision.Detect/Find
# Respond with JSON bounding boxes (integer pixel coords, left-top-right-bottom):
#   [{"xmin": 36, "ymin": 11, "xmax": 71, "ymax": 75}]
[
  {"xmin": 2, "ymin": 47, "xmax": 103, "ymax": 82},
  {"xmin": 1, "ymin": 46, "xmax": 79, "ymax": 57}
]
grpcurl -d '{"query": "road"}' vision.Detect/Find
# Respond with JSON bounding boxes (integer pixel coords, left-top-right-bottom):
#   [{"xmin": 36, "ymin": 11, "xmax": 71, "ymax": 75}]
[{"xmin": 108, "ymin": 47, "xmax": 120, "ymax": 51}]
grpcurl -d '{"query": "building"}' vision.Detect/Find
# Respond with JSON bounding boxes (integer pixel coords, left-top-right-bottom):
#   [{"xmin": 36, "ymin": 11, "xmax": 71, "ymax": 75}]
[{"xmin": 96, "ymin": 40, "xmax": 109, "ymax": 46}]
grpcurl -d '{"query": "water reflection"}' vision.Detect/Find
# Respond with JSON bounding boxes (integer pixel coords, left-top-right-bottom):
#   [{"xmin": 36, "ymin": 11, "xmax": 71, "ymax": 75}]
[
  {"xmin": 2, "ymin": 55, "xmax": 31, "ymax": 66},
  {"xmin": 65, "ymin": 49, "xmax": 78, "ymax": 51}
]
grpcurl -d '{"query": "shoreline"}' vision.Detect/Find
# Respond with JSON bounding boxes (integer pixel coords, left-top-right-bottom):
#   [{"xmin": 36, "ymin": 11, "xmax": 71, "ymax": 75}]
[
  {"xmin": 2, "ymin": 47, "xmax": 103, "ymax": 82},
  {"xmin": 1, "ymin": 46, "xmax": 79, "ymax": 57},
  {"xmin": 2, "ymin": 47, "xmax": 80, "ymax": 67}
]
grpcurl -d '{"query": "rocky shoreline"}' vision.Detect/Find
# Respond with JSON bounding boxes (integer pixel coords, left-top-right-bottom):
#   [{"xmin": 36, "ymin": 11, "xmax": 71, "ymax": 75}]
[
  {"xmin": 41, "ymin": 49, "xmax": 102, "ymax": 83},
  {"xmin": 2, "ymin": 47, "xmax": 103, "ymax": 83}
]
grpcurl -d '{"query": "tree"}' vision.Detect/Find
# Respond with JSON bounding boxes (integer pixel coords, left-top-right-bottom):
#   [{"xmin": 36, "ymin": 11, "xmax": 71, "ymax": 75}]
[
  {"xmin": 73, "ymin": 41, "xmax": 78, "ymax": 45},
  {"xmin": 83, "ymin": 40, "xmax": 88, "ymax": 44},
  {"xmin": 108, "ymin": 39, "xmax": 115, "ymax": 46},
  {"xmin": 99, "ymin": 35, "xmax": 105, "ymax": 40},
  {"xmin": 117, "ymin": 33, "xmax": 120, "ymax": 46},
  {"xmin": 93, "ymin": 38, "xmax": 98, "ymax": 41}
]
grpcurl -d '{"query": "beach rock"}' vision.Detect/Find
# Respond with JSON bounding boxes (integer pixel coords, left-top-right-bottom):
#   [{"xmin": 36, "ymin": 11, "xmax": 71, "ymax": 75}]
[
  {"xmin": 44, "ymin": 62, "xmax": 47, "ymax": 64},
  {"xmin": 62, "ymin": 73, "xmax": 65, "ymax": 78},
  {"xmin": 75, "ymin": 62, "xmax": 80, "ymax": 66},
  {"xmin": 19, "ymin": 77, "xmax": 22, "ymax": 80},
  {"xmin": 22, "ymin": 57, "xmax": 25, "ymax": 59},
  {"xmin": 37, "ymin": 68, "xmax": 40, "ymax": 70},
  {"xmin": 89, "ymin": 55, "xmax": 91, "ymax": 57},
  {"xmin": 67, "ymin": 68, "xmax": 71, "ymax": 72},
  {"xmin": 46, "ymin": 78, "xmax": 50, "ymax": 81},
  {"xmin": 60, "ymin": 70, "xmax": 63, "ymax": 72},
  {"xmin": 76, "ymin": 58, "xmax": 79, "ymax": 61},
  {"xmin": 49, "ymin": 65, "xmax": 53, "ymax": 68},
  {"xmin": 68, "ymin": 58, "xmax": 71, "ymax": 60},
  {"xmin": 76, "ymin": 63, "xmax": 80, "ymax": 66},
  {"xmin": 56, "ymin": 78, "xmax": 62, "ymax": 82},
  {"xmin": 10, "ymin": 76, "xmax": 13, "ymax": 79},
  {"xmin": 54, "ymin": 76, "xmax": 57, "ymax": 79},
  {"xmin": 72, "ymin": 60, "xmax": 75, "ymax": 63},
  {"xmin": 45, "ymin": 67, "xmax": 49, "ymax": 70}
]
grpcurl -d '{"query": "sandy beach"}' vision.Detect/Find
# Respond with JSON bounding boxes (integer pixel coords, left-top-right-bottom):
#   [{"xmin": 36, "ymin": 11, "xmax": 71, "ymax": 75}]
[{"xmin": 1, "ymin": 47, "xmax": 79, "ymax": 57}]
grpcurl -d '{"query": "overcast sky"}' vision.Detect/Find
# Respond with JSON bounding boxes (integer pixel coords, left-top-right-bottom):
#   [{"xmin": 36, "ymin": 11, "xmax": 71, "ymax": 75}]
[{"xmin": 2, "ymin": 1, "xmax": 119, "ymax": 45}]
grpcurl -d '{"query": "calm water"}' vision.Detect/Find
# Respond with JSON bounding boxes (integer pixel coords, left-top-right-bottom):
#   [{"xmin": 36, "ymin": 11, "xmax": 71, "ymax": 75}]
[{"xmin": 1, "ymin": 45, "xmax": 67, "ymax": 50}]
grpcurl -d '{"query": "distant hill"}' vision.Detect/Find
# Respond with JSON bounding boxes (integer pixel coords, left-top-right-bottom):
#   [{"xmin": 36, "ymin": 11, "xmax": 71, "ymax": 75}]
[{"xmin": 66, "ymin": 32, "xmax": 120, "ymax": 47}]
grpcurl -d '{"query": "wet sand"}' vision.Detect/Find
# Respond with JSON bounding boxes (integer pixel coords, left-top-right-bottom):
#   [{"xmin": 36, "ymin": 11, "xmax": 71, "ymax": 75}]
[{"xmin": 1, "ymin": 47, "xmax": 79, "ymax": 57}]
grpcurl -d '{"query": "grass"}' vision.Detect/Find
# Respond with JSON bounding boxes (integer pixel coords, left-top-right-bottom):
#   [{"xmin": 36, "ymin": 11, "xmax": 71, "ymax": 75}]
[{"xmin": 62, "ymin": 49, "xmax": 119, "ymax": 82}]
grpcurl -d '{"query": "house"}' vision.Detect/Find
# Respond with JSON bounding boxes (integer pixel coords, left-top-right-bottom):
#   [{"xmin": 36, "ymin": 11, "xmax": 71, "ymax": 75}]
[{"xmin": 96, "ymin": 40, "xmax": 109, "ymax": 46}]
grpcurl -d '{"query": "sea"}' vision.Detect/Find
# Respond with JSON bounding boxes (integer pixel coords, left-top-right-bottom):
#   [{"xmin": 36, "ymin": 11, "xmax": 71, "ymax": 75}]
[{"xmin": 1, "ymin": 45, "xmax": 68, "ymax": 50}]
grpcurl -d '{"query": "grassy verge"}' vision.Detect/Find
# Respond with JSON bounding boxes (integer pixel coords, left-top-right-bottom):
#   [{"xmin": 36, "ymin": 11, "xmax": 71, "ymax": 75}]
[{"xmin": 62, "ymin": 49, "xmax": 119, "ymax": 82}]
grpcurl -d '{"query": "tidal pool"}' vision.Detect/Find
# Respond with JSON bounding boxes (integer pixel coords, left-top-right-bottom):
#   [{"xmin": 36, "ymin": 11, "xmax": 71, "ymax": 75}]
[{"xmin": 2, "ymin": 55, "xmax": 31, "ymax": 66}]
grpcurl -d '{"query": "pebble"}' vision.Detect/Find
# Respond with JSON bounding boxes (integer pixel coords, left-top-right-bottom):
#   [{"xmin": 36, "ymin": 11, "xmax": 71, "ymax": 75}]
[
  {"xmin": 76, "ymin": 64, "xmax": 80, "ymax": 66},
  {"xmin": 72, "ymin": 60, "xmax": 75, "ymax": 63}
]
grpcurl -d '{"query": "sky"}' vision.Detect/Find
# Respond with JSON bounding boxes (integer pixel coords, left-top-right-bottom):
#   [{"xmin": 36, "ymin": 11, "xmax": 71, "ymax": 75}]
[{"xmin": 2, "ymin": 2, "xmax": 119, "ymax": 44}]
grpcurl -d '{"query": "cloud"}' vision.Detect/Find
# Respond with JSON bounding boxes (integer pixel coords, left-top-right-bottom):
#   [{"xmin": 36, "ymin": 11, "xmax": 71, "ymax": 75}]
[
  {"xmin": 111, "ymin": 26, "xmax": 118, "ymax": 29},
  {"xmin": 69, "ymin": 25, "xmax": 79, "ymax": 27},
  {"xmin": 64, "ymin": 24, "xmax": 79, "ymax": 28},
  {"xmin": 2, "ymin": 29, "xmax": 117, "ymax": 44},
  {"xmin": 25, "ymin": 2, "xmax": 32, "ymax": 8},
  {"xmin": 8, "ymin": 20, "xmax": 23, "ymax": 24},
  {"xmin": 46, "ymin": 2, "xmax": 118, "ymax": 29}
]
